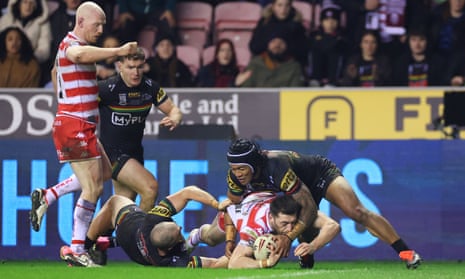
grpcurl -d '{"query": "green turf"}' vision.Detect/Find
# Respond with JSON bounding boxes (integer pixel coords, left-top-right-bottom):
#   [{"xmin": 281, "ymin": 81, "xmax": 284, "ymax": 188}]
[{"xmin": 0, "ymin": 260, "xmax": 463, "ymax": 279}]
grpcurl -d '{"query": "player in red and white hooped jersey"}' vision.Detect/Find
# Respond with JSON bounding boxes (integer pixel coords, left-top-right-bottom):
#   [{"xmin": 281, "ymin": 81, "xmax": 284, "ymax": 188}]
[
  {"xmin": 47, "ymin": 1, "xmax": 138, "ymax": 267},
  {"xmin": 186, "ymin": 191, "xmax": 340, "ymax": 269},
  {"xmin": 226, "ymin": 192, "xmax": 277, "ymax": 247},
  {"xmin": 55, "ymin": 31, "xmax": 100, "ymax": 120},
  {"xmin": 227, "ymin": 192, "xmax": 301, "ymax": 268}
]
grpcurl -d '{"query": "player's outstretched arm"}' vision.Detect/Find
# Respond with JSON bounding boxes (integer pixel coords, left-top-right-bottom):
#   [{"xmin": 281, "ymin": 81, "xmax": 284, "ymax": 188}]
[
  {"xmin": 294, "ymin": 211, "xmax": 341, "ymax": 257},
  {"xmin": 66, "ymin": 42, "xmax": 138, "ymax": 64},
  {"xmin": 166, "ymin": 185, "xmax": 231, "ymax": 213}
]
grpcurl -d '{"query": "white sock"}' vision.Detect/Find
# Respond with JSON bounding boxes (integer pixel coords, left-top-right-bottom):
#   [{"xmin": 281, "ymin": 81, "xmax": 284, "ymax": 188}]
[
  {"xmin": 70, "ymin": 198, "xmax": 95, "ymax": 254},
  {"xmin": 45, "ymin": 174, "xmax": 82, "ymax": 206}
]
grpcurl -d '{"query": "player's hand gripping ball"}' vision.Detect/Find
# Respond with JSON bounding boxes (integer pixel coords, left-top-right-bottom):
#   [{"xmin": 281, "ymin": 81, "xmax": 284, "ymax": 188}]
[{"xmin": 252, "ymin": 234, "xmax": 277, "ymax": 260}]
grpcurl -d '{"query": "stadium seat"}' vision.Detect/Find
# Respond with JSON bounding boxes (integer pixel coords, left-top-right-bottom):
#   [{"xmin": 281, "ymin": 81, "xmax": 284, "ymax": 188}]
[
  {"xmin": 292, "ymin": 1, "xmax": 313, "ymax": 33},
  {"xmin": 176, "ymin": 45, "xmax": 201, "ymax": 76},
  {"xmin": 202, "ymin": 45, "xmax": 251, "ymax": 71},
  {"xmin": 213, "ymin": 2, "xmax": 262, "ymax": 47},
  {"xmin": 176, "ymin": 1, "xmax": 213, "ymax": 51}
]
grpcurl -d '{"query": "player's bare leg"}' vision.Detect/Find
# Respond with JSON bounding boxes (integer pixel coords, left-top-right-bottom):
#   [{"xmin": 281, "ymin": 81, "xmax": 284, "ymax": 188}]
[{"xmin": 325, "ymin": 176, "xmax": 422, "ymax": 268}]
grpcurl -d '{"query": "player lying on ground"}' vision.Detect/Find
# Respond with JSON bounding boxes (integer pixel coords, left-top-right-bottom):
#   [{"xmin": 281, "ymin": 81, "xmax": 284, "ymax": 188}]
[
  {"xmin": 225, "ymin": 138, "xmax": 423, "ymax": 269},
  {"xmin": 187, "ymin": 192, "xmax": 340, "ymax": 268},
  {"xmin": 61, "ymin": 185, "xmax": 231, "ymax": 267}
]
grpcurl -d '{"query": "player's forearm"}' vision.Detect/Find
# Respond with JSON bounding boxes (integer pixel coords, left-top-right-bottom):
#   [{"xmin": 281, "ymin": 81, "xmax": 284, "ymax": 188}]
[
  {"xmin": 184, "ymin": 185, "xmax": 220, "ymax": 209},
  {"xmin": 167, "ymin": 106, "xmax": 182, "ymax": 126},
  {"xmin": 67, "ymin": 45, "xmax": 120, "ymax": 64},
  {"xmin": 228, "ymin": 255, "xmax": 263, "ymax": 269},
  {"xmin": 289, "ymin": 187, "xmax": 317, "ymax": 240},
  {"xmin": 310, "ymin": 221, "xmax": 341, "ymax": 251}
]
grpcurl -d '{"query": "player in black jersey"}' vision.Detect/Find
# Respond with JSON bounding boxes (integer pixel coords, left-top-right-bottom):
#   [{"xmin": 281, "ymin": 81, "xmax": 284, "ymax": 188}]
[
  {"xmin": 225, "ymin": 138, "xmax": 423, "ymax": 270},
  {"xmin": 84, "ymin": 185, "xmax": 231, "ymax": 267},
  {"xmin": 97, "ymin": 47, "xmax": 182, "ymax": 211},
  {"xmin": 30, "ymin": 47, "xmax": 183, "ymax": 235}
]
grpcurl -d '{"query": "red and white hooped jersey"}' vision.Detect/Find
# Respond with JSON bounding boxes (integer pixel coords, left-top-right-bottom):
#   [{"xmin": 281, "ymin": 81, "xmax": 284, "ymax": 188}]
[
  {"xmin": 226, "ymin": 192, "xmax": 277, "ymax": 247},
  {"xmin": 55, "ymin": 32, "xmax": 99, "ymax": 120}
]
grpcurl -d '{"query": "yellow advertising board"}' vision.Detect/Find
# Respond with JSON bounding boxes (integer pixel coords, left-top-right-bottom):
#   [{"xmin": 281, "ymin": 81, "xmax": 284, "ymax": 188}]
[{"xmin": 280, "ymin": 88, "xmax": 463, "ymax": 140}]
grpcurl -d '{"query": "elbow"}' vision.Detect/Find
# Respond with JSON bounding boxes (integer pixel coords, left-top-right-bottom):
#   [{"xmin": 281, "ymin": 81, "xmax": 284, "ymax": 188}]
[{"xmin": 330, "ymin": 221, "xmax": 341, "ymax": 236}]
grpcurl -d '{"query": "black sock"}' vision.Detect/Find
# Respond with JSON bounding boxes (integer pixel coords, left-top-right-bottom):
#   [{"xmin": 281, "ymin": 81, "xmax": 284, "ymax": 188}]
[
  {"xmin": 84, "ymin": 236, "xmax": 96, "ymax": 250},
  {"xmin": 391, "ymin": 238, "xmax": 410, "ymax": 253}
]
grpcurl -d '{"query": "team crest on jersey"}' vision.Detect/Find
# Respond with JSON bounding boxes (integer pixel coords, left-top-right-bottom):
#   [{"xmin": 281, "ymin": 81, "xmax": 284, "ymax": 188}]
[
  {"xmin": 157, "ymin": 88, "xmax": 167, "ymax": 102},
  {"xmin": 118, "ymin": 94, "xmax": 127, "ymax": 105}
]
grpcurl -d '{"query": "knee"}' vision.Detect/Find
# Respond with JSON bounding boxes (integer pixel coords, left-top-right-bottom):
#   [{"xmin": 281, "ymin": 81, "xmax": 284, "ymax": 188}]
[
  {"xmin": 140, "ymin": 181, "xmax": 158, "ymax": 202},
  {"xmin": 347, "ymin": 205, "xmax": 371, "ymax": 224}
]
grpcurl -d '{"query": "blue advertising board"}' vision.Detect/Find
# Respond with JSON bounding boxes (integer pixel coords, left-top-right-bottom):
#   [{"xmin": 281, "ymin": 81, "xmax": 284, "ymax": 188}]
[{"xmin": 1, "ymin": 140, "xmax": 464, "ymax": 262}]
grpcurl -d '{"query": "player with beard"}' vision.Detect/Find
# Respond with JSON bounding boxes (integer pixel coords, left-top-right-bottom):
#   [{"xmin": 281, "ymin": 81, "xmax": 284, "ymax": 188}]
[{"xmin": 234, "ymin": 32, "xmax": 305, "ymax": 87}]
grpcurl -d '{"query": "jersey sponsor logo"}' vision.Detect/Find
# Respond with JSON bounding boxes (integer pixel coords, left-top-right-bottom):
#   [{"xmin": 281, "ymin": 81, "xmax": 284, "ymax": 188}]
[
  {"xmin": 280, "ymin": 170, "xmax": 298, "ymax": 192},
  {"xmin": 148, "ymin": 205, "xmax": 172, "ymax": 217},
  {"xmin": 111, "ymin": 112, "xmax": 145, "ymax": 126},
  {"xmin": 128, "ymin": 92, "xmax": 141, "ymax": 98}
]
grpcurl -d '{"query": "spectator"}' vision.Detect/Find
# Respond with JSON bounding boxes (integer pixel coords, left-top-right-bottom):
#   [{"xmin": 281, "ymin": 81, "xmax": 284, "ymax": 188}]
[
  {"xmin": 196, "ymin": 38, "xmax": 239, "ymax": 87},
  {"xmin": 445, "ymin": 51, "xmax": 465, "ymax": 86},
  {"xmin": 96, "ymin": 34, "xmax": 120, "ymax": 80},
  {"xmin": 49, "ymin": 0, "xmax": 81, "ymax": 55},
  {"xmin": 429, "ymin": 0, "xmax": 465, "ymax": 58},
  {"xmin": 235, "ymin": 32, "xmax": 305, "ymax": 87},
  {"xmin": 0, "ymin": 25, "xmax": 39, "ymax": 87},
  {"xmin": 391, "ymin": 27, "xmax": 446, "ymax": 86},
  {"xmin": 0, "ymin": 0, "xmax": 51, "ymax": 64},
  {"xmin": 334, "ymin": 0, "xmax": 380, "ymax": 52},
  {"xmin": 145, "ymin": 32, "xmax": 194, "ymax": 87},
  {"xmin": 113, "ymin": 0, "xmax": 177, "ymax": 45},
  {"xmin": 340, "ymin": 30, "xmax": 391, "ymax": 87},
  {"xmin": 249, "ymin": 0, "xmax": 308, "ymax": 68},
  {"xmin": 363, "ymin": 0, "xmax": 408, "ymax": 60},
  {"xmin": 307, "ymin": 4, "xmax": 348, "ymax": 87}
]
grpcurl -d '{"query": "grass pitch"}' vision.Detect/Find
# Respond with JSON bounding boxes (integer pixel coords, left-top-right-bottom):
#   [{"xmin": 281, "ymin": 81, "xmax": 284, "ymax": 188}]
[{"xmin": 0, "ymin": 260, "xmax": 463, "ymax": 279}]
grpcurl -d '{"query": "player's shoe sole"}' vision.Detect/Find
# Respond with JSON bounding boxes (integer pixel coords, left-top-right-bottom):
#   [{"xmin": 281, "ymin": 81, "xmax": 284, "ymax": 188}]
[
  {"xmin": 60, "ymin": 245, "xmax": 101, "ymax": 267},
  {"xmin": 30, "ymin": 189, "xmax": 48, "ymax": 232}
]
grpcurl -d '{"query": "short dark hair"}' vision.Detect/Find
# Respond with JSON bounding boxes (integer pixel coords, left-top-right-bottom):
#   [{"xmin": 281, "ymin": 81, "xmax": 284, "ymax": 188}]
[
  {"xmin": 118, "ymin": 47, "xmax": 146, "ymax": 62},
  {"xmin": 270, "ymin": 195, "xmax": 301, "ymax": 219}
]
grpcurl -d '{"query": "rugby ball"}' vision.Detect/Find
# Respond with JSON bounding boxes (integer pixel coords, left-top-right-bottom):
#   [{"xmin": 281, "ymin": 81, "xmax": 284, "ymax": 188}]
[{"xmin": 252, "ymin": 234, "xmax": 276, "ymax": 260}]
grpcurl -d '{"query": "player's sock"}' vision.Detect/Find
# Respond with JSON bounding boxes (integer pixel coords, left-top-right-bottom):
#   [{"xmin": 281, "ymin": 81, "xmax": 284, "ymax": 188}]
[
  {"xmin": 84, "ymin": 236, "xmax": 96, "ymax": 250},
  {"xmin": 45, "ymin": 174, "xmax": 82, "ymax": 206},
  {"xmin": 391, "ymin": 238, "xmax": 410, "ymax": 253},
  {"xmin": 190, "ymin": 225, "xmax": 206, "ymax": 246},
  {"xmin": 71, "ymin": 199, "xmax": 96, "ymax": 254}
]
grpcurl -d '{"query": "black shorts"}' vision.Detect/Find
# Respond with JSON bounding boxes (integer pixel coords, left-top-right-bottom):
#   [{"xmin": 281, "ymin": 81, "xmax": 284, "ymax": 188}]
[
  {"xmin": 105, "ymin": 146, "xmax": 144, "ymax": 180},
  {"xmin": 115, "ymin": 206, "xmax": 147, "ymax": 265},
  {"xmin": 294, "ymin": 155, "xmax": 342, "ymax": 205}
]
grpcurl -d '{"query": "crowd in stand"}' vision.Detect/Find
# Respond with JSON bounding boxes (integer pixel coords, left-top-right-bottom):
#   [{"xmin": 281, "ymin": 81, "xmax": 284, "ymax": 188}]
[{"xmin": 0, "ymin": 0, "xmax": 464, "ymax": 88}]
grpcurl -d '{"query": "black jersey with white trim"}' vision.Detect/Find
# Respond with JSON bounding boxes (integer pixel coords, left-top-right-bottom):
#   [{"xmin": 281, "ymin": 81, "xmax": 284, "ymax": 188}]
[{"xmin": 98, "ymin": 75, "xmax": 168, "ymax": 151}]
